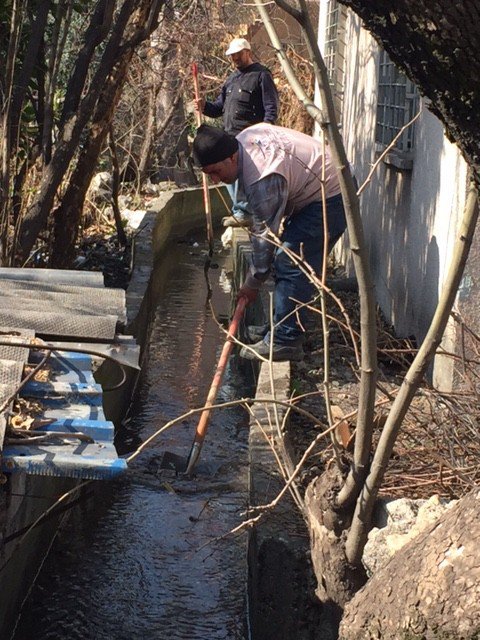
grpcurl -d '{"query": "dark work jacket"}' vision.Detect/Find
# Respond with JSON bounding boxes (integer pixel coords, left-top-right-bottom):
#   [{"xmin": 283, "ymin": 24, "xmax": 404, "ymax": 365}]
[{"xmin": 203, "ymin": 63, "xmax": 278, "ymax": 136}]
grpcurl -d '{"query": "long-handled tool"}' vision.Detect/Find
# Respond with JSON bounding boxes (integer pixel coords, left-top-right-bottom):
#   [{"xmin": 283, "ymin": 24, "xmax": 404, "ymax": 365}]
[
  {"xmin": 160, "ymin": 296, "xmax": 247, "ymax": 475},
  {"xmin": 192, "ymin": 62, "xmax": 214, "ymax": 268}
]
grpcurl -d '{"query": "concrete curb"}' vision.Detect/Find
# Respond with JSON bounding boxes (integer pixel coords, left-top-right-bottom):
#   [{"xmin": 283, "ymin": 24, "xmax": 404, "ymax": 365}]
[
  {"xmin": 126, "ymin": 186, "xmax": 228, "ymax": 333},
  {"xmin": 232, "ymin": 232, "xmax": 319, "ymax": 640}
]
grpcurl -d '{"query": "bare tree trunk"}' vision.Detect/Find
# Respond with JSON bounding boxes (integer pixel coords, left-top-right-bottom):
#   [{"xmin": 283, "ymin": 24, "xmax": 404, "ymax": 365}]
[
  {"xmin": 257, "ymin": 0, "xmax": 378, "ymax": 513},
  {"xmin": 16, "ymin": 0, "xmax": 128, "ymax": 262},
  {"xmin": 50, "ymin": 102, "xmax": 117, "ymax": 268},
  {"xmin": 150, "ymin": 7, "xmax": 194, "ymax": 186},
  {"xmin": 42, "ymin": 0, "xmax": 74, "ymax": 165},
  {"xmin": 1, "ymin": 0, "xmax": 28, "ymax": 264},
  {"xmin": 294, "ymin": 0, "xmax": 379, "ymax": 512},
  {"xmin": 138, "ymin": 85, "xmax": 157, "ymax": 182},
  {"xmin": 109, "ymin": 127, "xmax": 128, "ymax": 247},
  {"xmin": 345, "ymin": 183, "xmax": 479, "ymax": 564},
  {"xmin": 50, "ymin": 1, "xmax": 160, "ymax": 267},
  {"xmin": 59, "ymin": 0, "xmax": 116, "ymax": 127},
  {"xmin": 17, "ymin": 0, "xmax": 162, "ymax": 263},
  {"xmin": 305, "ymin": 469, "xmax": 368, "ymax": 617},
  {"xmin": 9, "ymin": 0, "xmax": 50, "ymax": 146}
]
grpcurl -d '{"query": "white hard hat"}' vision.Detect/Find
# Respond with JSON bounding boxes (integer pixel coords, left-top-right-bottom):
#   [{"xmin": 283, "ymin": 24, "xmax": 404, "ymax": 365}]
[{"xmin": 225, "ymin": 38, "xmax": 251, "ymax": 56}]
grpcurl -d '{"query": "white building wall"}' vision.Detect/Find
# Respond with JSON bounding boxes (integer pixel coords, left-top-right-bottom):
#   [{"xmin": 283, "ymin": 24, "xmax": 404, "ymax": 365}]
[{"xmin": 317, "ymin": 3, "xmax": 468, "ymax": 388}]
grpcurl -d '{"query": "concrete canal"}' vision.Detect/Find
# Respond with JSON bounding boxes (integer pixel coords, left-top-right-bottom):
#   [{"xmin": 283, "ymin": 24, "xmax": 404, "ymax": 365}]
[{"xmin": 12, "ymin": 233, "xmax": 255, "ymax": 639}]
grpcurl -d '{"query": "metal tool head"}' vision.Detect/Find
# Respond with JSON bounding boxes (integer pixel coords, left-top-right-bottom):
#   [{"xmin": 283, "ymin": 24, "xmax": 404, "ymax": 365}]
[
  {"xmin": 159, "ymin": 451, "xmax": 189, "ymax": 474},
  {"xmin": 159, "ymin": 443, "xmax": 210, "ymax": 477}
]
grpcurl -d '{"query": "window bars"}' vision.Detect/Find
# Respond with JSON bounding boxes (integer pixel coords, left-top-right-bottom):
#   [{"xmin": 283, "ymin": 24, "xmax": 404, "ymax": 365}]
[
  {"xmin": 324, "ymin": 0, "xmax": 347, "ymax": 123},
  {"xmin": 376, "ymin": 49, "xmax": 420, "ymax": 151}
]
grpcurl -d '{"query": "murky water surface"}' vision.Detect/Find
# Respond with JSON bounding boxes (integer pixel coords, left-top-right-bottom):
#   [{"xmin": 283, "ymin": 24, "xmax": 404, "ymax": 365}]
[{"xmin": 13, "ymin": 238, "xmax": 252, "ymax": 640}]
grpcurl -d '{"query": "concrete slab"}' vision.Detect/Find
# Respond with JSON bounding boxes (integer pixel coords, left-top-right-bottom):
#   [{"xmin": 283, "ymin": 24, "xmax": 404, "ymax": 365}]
[{"xmin": 232, "ymin": 235, "xmax": 322, "ymax": 640}]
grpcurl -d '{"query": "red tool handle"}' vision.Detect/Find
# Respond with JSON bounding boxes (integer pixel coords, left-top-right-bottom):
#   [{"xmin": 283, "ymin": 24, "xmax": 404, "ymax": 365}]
[
  {"xmin": 192, "ymin": 62, "xmax": 213, "ymax": 252},
  {"xmin": 195, "ymin": 296, "xmax": 247, "ymax": 441},
  {"xmin": 192, "ymin": 62, "xmax": 202, "ymax": 128},
  {"xmin": 184, "ymin": 296, "xmax": 247, "ymax": 474}
]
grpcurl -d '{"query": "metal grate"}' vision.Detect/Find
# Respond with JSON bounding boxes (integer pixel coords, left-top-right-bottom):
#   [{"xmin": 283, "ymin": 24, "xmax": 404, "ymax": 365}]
[
  {"xmin": 0, "ymin": 267, "xmax": 104, "ymax": 287},
  {"xmin": 376, "ymin": 49, "xmax": 420, "ymax": 151},
  {"xmin": 0, "ymin": 327, "xmax": 35, "ymax": 362},
  {"xmin": 323, "ymin": 0, "xmax": 348, "ymax": 123},
  {"xmin": 0, "ymin": 278, "xmax": 126, "ymax": 322},
  {"xmin": 0, "ymin": 361, "xmax": 25, "ymax": 441},
  {"xmin": 0, "ymin": 310, "xmax": 118, "ymax": 340},
  {"xmin": 0, "ymin": 360, "xmax": 24, "ymax": 389},
  {"xmin": 0, "ymin": 275, "xmax": 125, "ymax": 338},
  {"xmin": 0, "ymin": 328, "xmax": 34, "ymax": 444}
]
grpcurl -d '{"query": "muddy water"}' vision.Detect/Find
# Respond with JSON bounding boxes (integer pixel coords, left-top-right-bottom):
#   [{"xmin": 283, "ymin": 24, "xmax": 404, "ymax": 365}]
[{"xmin": 12, "ymin": 238, "xmax": 253, "ymax": 640}]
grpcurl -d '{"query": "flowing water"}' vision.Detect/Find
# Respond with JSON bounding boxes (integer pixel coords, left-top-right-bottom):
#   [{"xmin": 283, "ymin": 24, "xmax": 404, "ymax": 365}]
[{"xmin": 12, "ymin": 237, "xmax": 253, "ymax": 640}]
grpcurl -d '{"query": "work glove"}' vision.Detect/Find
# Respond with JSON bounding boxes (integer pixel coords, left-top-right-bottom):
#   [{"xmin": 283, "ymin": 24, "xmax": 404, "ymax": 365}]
[
  {"xmin": 237, "ymin": 284, "xmax": 258, "ymax": 306},
  {"xmin": 237, "ymin": 272, "xmax": 263, "ymax": 305}
]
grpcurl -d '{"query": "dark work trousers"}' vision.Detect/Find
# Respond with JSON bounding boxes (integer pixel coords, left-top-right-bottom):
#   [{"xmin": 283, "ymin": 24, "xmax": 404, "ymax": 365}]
[{"xmin": 268, "ymin": 193, "xmax": 347, "ymax": 344}]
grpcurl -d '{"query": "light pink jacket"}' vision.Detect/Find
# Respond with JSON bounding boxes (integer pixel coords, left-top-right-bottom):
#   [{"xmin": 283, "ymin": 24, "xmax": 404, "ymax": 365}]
[{"xmin": 236, "ymin": 123, "xmax": 342, "ymax": 216}]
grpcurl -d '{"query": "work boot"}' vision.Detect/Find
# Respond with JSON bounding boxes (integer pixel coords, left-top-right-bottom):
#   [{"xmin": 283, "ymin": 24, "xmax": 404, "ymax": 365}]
[
  {"xmin": 240, "ymin": 339, "xmax": 304, "ymax": 362},
  {"xmin": 245, "ymin": 324, "xmax": 269, "ymax": 343},
  {"xmin": 222, "ymin": 214, "xmax": 252, "ymax": 228}
]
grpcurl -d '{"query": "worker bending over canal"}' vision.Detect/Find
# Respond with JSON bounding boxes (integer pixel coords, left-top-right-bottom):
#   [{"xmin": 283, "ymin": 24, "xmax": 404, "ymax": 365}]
[{"xmin": 192, "ymin": 123, "xmax": 347, "ymax": 362}]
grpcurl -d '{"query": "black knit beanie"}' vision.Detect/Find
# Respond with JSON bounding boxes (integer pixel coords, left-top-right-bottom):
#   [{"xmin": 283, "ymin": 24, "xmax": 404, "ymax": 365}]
[{"xmin": 192, "ymin": 124, "xmax": 239, "ymax": 167}]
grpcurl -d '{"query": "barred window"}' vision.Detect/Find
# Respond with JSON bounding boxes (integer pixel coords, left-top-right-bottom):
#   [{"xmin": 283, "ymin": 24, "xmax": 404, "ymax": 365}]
[
  {"xmin": 323, "ymin": 0, "xmax": 347, "ymax": 123},
  {"xmin": 376, "ymin": 50, "xmax": 420, "ymax": 151}
]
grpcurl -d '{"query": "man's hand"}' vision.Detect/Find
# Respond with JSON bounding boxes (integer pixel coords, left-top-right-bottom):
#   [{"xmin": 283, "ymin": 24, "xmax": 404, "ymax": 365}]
[
  {"xmin": 194, "ymin": 97, "xmax": 205, "ymax": 114},
  {"xmin": 238, "ymin": 273, "xmax": 262, "ymax": 305},
  {"xmin": 237, "ymin": 284, "xmax": 258, "ymax": 305}
]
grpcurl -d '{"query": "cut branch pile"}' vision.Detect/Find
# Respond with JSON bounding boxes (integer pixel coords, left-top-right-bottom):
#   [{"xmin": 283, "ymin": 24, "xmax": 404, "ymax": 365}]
[{"xmin": 288, "ymin": 267, "xmax": 480, "ymax": 503}]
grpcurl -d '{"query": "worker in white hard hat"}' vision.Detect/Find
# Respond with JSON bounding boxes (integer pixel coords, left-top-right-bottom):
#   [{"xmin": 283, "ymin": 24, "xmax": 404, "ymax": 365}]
[
  {"xmin": 194, "ymin": 37, "xmax": 279, "ymax": 227},
  {"xmin": 196, "ymin": 37, "xmax": 278, "ymax": 137}
]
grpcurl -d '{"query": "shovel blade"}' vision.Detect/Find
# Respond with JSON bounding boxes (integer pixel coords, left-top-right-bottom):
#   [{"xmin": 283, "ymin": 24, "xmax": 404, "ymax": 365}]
[{"xmin": 159, "ymin": 451, "xmax": 188, "ymax": 474}]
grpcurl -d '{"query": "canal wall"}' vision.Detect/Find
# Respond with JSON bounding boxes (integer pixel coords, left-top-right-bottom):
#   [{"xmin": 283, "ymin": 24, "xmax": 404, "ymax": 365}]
[
  {"xmin": 1, "ymin": 475, "xmax": 77, "ymax": 637},
  {"xmin": 113, "ymin": 185, "xmax": 229, "ymax": 425},
  {"xmin": 232, "ymin": 231, "xmax": 322, "ymax": 640},
  {"xmin": 127, "ymin": 186, "xmax": 320, "ymax": 639},
  {"xmin": 127, "ymin": 185, "xmax": 228, "ymax": 339}
]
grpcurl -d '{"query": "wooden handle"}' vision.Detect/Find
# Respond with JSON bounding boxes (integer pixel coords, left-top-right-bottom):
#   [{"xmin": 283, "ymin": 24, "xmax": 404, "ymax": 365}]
[
  {"xmin": 192, "ymin": 62, "xmax": 202, "ymax": 128},
  {"xmin": 194, "ymin": 297, "xmax": 247, "ymax": 441},
  {"xmin": 191, "ymin": 62, "xmax": 213, "ymax": 250}
]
